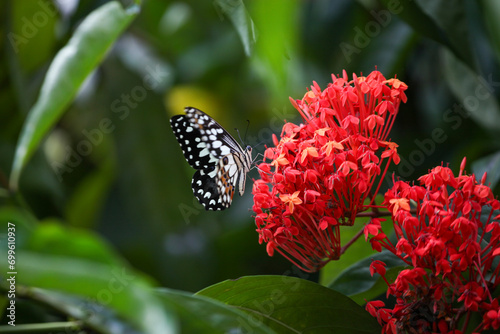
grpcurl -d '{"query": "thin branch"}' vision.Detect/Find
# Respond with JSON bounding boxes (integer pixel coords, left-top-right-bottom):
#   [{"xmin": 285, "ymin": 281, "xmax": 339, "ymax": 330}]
[{"xmin": 340, "ymin": 227, "xmax": 365, "ymax": 255}]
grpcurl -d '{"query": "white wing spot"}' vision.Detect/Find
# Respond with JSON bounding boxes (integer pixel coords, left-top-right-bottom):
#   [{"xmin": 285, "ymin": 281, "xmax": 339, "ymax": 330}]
[
  {"xmin": 199, "ymin": 148, "xmax": 210, "ymax": 157},
  {"xmin": 209, "ymin": 155, "xmax": 219, "ymax": 164},
  {"xmin": 208, "ymin": 169, "xmax": 218, "ymax": 178}
]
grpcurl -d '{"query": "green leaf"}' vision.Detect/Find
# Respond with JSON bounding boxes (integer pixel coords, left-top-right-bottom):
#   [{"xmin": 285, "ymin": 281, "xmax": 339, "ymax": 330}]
[
  {"xmin": 5, "ymin": 288, "xmax": 146, "ymax": 334},
  {"xmin": 10, "ymin": 0, "xmax": 58, "ymax": 73},
  {"xmin": 25, "ymin": 220, "xmax": 123, "ymax": 265},
  {"xmin": 329, "ymin": 250, "xmax": 406, "ymax": 305},
  {"xmin": 249, "ymin": 0, "xmax": 300, "ymax": 103},
  {"xmin": 320, "ymin": 219, "xmax": 375, "ymax": 285},
  {"xmin": 481, "ymin": 0, "xmax": 500, "ymax": 65},
  {"xmin": 381, "ymin": 0, "xmax": 475, "ymax": 68},
  {"xmin": 442, "ymin": 49, "xmax": 500, "ymax": 134},
  {"xmin": 66, "ymin": 157, "xmax": 115, "ymax": 228},
  {"xmin": 9, "ymin": 1, "xmax": 139, "ymax": 191},
  {"xmin": 0, "ymin": 205, "xmax": 37, "ymax": 231},
  {"xmin": 0, "ymin": 251, "xmax": 176, "ymax": 334},
  {"xmin": 0, "ymin": 220, "xmax": 176, "ymax": 334},
  {"xmin": 472, "ymin": 150, "xmax": 500, "ymax": 190},
  {"xmin": 380, "ymin": 0, "xmax": 445, "ymax": 46},
  {"xmin": 415, "ymin": 0, "xmax": 475, "ymax": 68},
  {"xmin": 348, "ymin": 265, "xmax": 406, "ymax": 305},
  {"xmin": 157, "ymin": 288, "xmax": 276, "ymax": 334},
  {"xmin": 197, "ymin": 275, "xmax": 381, "ymax": 334},
  {"xmin": 214, "ymin": 0, "xmax": 256, "ymax": 56},
  {"xmin": 0, "ymin": 206, "xmax": 38, "ymax": 253},
  {"xmin": 321, "ymin": 209, "xmax": 394, "ymax": 286}
]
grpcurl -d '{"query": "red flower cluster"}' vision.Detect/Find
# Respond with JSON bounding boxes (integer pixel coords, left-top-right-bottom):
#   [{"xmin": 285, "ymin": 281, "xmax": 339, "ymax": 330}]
[
  {"xmin": 252, "ymin": 70, "xmax": 407, "ymax": 272},
  {"xmin": 366, "ymin": 158, "xmax": 500, "ymax": 333}
]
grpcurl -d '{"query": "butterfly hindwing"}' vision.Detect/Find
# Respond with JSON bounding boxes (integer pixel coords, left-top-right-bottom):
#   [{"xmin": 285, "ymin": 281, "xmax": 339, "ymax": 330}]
[{"xmin": 192, "ymin": 168, "xmax": 226, "ymax": 210}]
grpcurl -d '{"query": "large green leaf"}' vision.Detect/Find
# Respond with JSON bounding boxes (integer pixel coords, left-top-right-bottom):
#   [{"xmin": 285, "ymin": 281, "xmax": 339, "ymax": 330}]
[
  {"xmin": 381, "ymin": 0, "xmax": 475, "ymax": 68},
  {"xmin": 0, "ymin": 219, "xmax": 176, "ymax": 334},
  {"xmin": 348, "ymin": 265, "xmax": 405, "ymax": 305},
  {"xmin": 442, "ymin": 49, "xmax": 500, "ymax": 134},
  {"xmin": 10, "ymin": 0, "xmax": 58, "ymax": 73},
  {"xmin": 472, "ymin": 150, "xmax": 500, "ymax": 190},
  {"xmin": 9, "ymin": 1, "xmax": 139, "ymax": 190},
  {"xmin": 481, "ymin": 0, "xmax": 500, "ymax": 64},
  {"xmin": 214, "ymin": 0, "xmax": 256, "ymax": 56},
  {"xmin": 197, "ymin": 275, "xmax": 381, "ymax": 334},
  {"xmin": 415, "ymin": 0, "xmax": 475, "ymax": 68},
  {"xmin": 0, "ymin": 251, "xmax": 176, "ymax": 334},
  {"xmin": 329, "ymin": 250, "xmax": 406, "ymax": 305},
  {"xmin": 320, "ymin": 218, "xmax": 376, "ymax": 286},
  {"xmin": 378, "ymin": 0, "xmax": 445, "ymax": 46},
  {"xmin": 157, "ymin": 289, "xmax": 276, "ymax": 334},
  {"xmin": 0, "ymin": 288, "xmax": 146, "ymax": 334},
  {"xmin": 25, "ymin": 220, "xmax": 123, "ymax": 265},
  {"xmin": 66, "ymin": 157, "xmax": 115, "ymax": 228},
  {"xmin": 249, "ymin": 0, "xmax": 301, "ymax": 103},
  {"xmin": 321, "ymin": 209, "xmax": 394, "ymax": 286}
]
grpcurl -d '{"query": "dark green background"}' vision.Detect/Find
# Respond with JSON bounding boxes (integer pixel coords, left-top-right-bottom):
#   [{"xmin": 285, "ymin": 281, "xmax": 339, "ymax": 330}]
[{"xmin": 1, "ymin": 0, "xmax": 500, "ymax": 332}]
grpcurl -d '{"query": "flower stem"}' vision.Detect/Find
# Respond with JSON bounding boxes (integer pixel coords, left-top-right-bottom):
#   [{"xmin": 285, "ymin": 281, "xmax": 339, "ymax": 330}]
[
  {"xmin": 356, "ymin": 210, "xmax": 392, "ymax": 218},
  {"xmin": 340, "ymin": 227, "xmax": 365, "ymax": 255},
  {"xmin": 460, "ymin": 309, "xmax": 471, "ymax": 333}
]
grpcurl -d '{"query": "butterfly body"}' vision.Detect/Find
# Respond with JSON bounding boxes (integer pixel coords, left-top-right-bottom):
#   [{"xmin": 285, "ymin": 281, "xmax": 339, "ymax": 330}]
[{"xmin": 170, "ymin": 107, "xmax": 252, "ymax": 210}]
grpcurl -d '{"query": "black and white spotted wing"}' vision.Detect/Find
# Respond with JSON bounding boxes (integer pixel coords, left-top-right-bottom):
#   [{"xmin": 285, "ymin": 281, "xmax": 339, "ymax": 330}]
[{"xmin": 170, "ymin": 107, "xmax": 253, "ymax": 210}]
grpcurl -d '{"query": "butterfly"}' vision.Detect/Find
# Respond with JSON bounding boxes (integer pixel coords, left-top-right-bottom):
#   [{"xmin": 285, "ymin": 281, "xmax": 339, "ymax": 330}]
[{"xmin": 170, "ymin": 107, "xmax": 253, "ymax": 210}]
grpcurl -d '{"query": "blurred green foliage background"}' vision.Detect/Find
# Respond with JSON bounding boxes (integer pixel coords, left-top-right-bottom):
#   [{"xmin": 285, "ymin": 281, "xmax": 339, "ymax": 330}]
[{"xmin": 1, "ymin": 0, "xmax": 500, "ymax": 331}]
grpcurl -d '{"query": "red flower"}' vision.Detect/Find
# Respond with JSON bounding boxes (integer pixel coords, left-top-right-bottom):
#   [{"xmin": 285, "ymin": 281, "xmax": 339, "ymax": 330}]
[
  {"xmin": 252, "ymin": 70, "xmax": 407, "ymax": 272},
  {"xmin": 483, "ymin": 299, "xmax": 500, "ymax": 330},
  {"xmin": 365, "ymin": 158, "xmax": 500, "ymax": 333}
]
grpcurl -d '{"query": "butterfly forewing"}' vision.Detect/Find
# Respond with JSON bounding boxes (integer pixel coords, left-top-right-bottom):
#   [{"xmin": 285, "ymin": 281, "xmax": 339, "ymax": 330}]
[
  {"xmin": 170, "ymin": 115, "xmax": 218, "ymax": 169},
  {"xmin": 184, "ymin": 107, "xmax": 243, "ymax": 159},
  {"xmin": 170, "ymin": 107, "xmax": 252, "ymax": 210}
]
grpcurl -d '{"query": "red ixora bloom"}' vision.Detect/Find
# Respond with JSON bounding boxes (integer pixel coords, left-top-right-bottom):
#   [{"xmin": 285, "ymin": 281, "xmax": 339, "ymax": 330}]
[
  {"xmin": 366, "ymin": 158, "xmax": 500, "ymax": 333},
  {"xmin": 253, "ymin": 70, "xmax": 407, "ymax": 272}
]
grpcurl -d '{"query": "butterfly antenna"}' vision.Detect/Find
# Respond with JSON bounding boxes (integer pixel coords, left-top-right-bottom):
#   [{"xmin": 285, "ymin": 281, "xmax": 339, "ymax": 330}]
[
  {"xmin": 234, "ymin": 120, "xmax": 250, "ymax": 146},
  {"xmin": 244, "ymin": 119, "xmax": 250, "ymax": 143}
]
